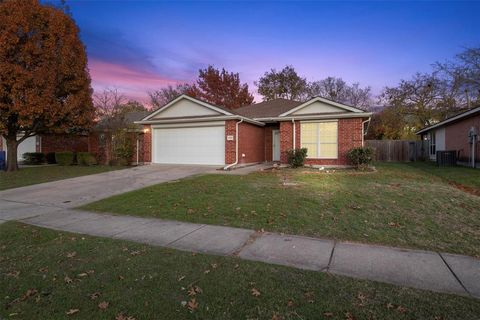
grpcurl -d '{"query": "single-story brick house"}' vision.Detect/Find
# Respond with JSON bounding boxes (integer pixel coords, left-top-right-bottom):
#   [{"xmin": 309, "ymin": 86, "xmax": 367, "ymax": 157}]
[
  {"xmin": 0, "ymin": 111, "xmax": 148, "ymax": 164},
  {"xmin": 416, "ymin": 105, "xmax": 480, "ymax": 167},
  {"xmin": 136, "ymin": 94, "xmax": 372, "ymax": 168},
  {"xmin": 0, "ymin": 134, "xmax": 89, "ymax": 162}
]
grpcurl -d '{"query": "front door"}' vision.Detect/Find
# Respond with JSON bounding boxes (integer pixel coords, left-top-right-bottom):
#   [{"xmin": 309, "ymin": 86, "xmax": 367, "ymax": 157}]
[{"xmin": 272, "ymin": 129, "xmax": 280, "ymax": 161}]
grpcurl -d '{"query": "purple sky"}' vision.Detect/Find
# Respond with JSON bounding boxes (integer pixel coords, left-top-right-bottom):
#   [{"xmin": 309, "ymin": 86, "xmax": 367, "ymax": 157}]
[{"xmin": 68, "ymin": 1, "xmax": 480, "ymax": 103}]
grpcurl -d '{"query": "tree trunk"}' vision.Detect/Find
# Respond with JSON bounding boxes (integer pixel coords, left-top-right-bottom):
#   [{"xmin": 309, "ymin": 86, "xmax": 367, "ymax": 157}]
[{"xmin": 6, "ymin": 138, "xmax": 19, "ymax": 172}]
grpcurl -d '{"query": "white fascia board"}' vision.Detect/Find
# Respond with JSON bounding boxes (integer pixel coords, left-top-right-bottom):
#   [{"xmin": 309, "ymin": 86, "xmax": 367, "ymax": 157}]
[
  {"xmin": 135, "ymin": 115, "xmax": 265, "ymax": 126},
  {"xmin": 254, "ymin": 112, "xmax": 372, "ymax": 122},
  {"xmin": 142, "ymin": 94, "xmax": 233, "ymax": 121},
  {"xmin": 416, "ymin": 106, "xmax": 480, "ymax": 135},
  {"xmin": 279, "ymin": 97, "xmax": 365, "ymax": 117}
]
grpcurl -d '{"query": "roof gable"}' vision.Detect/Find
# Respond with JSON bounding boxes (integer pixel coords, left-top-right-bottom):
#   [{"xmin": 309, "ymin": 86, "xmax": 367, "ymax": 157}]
[
  {"xmin": 416, "ymin": 106, "xmax": 480, "ymax": 135},
  {"xmin": 143, "ymin": 95, "xmax": 233, "ymax": 121},
  {"xmin": 280, "ymin": 97, "xmax": 365, "ymax": 117}
]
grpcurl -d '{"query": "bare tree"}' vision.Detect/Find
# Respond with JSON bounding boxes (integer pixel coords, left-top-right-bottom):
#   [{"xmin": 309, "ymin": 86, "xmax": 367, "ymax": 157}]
[
  {"xmin": 148, "ymin": 84, "xmax": 192, "ymax": 108},
  {"xmin": 93, "ymin": 88, "xmax": 128, "ymax": 131},
  {"xmin": 379, "ymin": 73, "xmax": 463, "ymax": 128},
  {"xmin": 308, "ymin": 77, "xmax": 372, "ymax": 108},
  {"xmin": 435, "ymin": 46, "xmax": 480, "ymax": 107}
]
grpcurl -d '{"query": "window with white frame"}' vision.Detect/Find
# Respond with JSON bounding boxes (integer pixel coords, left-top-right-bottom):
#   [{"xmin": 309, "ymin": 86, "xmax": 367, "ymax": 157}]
[
  {"xmin": 300, "ymin": 121, "xmax": 338, "ymax": 159},
  {"xmin": 429, "ymin": 131, "xmax": 436, "ymax": 155}
]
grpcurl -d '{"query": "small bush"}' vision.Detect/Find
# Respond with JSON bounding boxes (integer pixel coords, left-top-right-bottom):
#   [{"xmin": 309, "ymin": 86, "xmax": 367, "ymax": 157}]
[
  {"xmin": 112, "ymin": 130, "xmax": 133, "ymax": 166},
  {"xmin": 287, "ymin": 148, "xmax": 308, "ymax": 168},
  {"xmin": 22, "ymin": 152, "xmax": 45, "ymax": 165},
  {"xmin": 45, "ymin": 152, "xmax": 57, "ymax": 164},
  {"xmin": 347, "ymin": 146, "xmax": 374, "ymax": 169},
  {"xmin": 77, "ymin": 152, "xmax": 97, "ymax": 166},
  {"xmin": 55, "ymin": 152, "xmax": 74, "ymax": 166}
]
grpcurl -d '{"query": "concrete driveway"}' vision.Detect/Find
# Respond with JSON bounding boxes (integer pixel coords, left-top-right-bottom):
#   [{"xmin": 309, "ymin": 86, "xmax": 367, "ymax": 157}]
[{"xmin": 0, "ymin": 164, "xmax": 216, "ymax": 220}]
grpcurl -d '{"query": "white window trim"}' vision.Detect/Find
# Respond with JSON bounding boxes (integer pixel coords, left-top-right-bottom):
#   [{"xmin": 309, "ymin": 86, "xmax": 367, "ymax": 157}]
[{"xmin": 301, "ymin": 120, "xmax": 338, "ymax": 159}]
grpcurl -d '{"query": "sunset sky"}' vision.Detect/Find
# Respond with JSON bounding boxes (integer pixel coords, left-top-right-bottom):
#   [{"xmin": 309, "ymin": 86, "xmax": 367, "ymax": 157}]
[{"xmin": 68, "ymin": 1, "xmax": 480, "ymax": 103}]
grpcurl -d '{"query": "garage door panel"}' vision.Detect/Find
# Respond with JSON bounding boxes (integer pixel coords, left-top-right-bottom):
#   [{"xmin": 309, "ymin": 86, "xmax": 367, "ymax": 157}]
[{"xmin": 153, "ymin": 126, "xmax": 225, "ymax": 165}]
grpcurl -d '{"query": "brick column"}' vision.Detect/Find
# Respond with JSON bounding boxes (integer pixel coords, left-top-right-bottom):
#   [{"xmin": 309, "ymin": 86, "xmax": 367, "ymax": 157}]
[
  {"xmin": 225, "ymin": 120, "xmax": 236, "ymax": 165},
  {"xmin": 143, "ymin": 125, "xmax": 152, "ymax": 163},
  {"xmin": 279, "ymin": 121, "xmax": 300, "ymax": 164}
]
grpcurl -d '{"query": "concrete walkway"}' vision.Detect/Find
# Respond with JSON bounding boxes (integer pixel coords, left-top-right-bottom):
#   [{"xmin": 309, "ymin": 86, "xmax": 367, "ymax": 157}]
[
  {"xmin": 1, "ymin": 208, "xmax": 477, "ymax": 299},
  {"xmin": 0, "ymin": 164, "xmax": 478, "ymax": 300}
]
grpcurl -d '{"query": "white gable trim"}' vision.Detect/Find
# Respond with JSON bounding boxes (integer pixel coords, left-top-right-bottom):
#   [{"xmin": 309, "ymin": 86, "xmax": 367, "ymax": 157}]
[
  {"xmin": 142, "ymin": 94, "xmax": 233, "ymax": 121},
  {"xmin": 279, "ymin": 97, "xmax": 365, "ymax": 117}
]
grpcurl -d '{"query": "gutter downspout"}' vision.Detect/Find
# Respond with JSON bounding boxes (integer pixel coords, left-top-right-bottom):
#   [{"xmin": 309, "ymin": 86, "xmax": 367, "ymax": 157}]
[
  {"xmin": 136, "ymin": 136, "xmax": 139, "ymax": 165},
  {"xmin": 292, "ymin": 118, "xmax": 296, "ymax": 149},
  {"xmin": 362, "ymin": 118, "xmax": 371, "ymax": 147},
  {"xmin": 223, "ymin": 119, "xmax": 244, "ymax": 170}
]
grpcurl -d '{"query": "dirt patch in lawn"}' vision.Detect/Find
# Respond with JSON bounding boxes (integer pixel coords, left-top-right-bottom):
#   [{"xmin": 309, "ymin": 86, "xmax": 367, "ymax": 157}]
[{"xmin": 449, "ymin": 182, "xmax": 480, "ymax": 197}]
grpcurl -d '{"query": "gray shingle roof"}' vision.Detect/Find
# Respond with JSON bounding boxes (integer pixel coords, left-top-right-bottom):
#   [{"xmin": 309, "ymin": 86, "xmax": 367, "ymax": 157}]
[{"xmin": 235, "ymin": 98, "xmax": 303, "ymax": 118}]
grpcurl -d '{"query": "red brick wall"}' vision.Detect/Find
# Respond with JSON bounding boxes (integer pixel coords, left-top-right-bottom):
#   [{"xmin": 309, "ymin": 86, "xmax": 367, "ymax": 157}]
[
  {"xmin": 279, "ymin": 121, "xmax": 300, "ymax": 163},
  {"xmin": 225, "ymin": 120, "xmax": 266, "ymax": 165},
  {"xmin": 143, "ymin": 125, "xmax": 152, "ymax": 163},
  {"xmin": 40, "ymin": 134, "xmax": 89, "ymax": 154},
  {"xmin": 279, "ymin": 118, "xmax": 364, "ymax": 166},
  {"xmin": 225, "ymin": 120, "xmax": 237, "ymax": 165},
  {"xmin": 445, "ymin": 114, "xmax": 480, "ymax": 162},
  {"xmin": 238, "ymin": 122, "xmax": 265, "ymax": 164}
]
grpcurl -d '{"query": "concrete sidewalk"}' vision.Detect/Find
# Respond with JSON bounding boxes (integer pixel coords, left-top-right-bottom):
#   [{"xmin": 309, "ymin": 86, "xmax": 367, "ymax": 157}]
[{"xmin": 7, "ymin": 208, "xmax": 479, "ymax": 300}]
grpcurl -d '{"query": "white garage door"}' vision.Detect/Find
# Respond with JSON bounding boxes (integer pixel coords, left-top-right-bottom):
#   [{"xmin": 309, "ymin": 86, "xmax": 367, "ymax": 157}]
[{"xmin": 153, "ymin": 124, "xmax": 225, "ymax": 165}]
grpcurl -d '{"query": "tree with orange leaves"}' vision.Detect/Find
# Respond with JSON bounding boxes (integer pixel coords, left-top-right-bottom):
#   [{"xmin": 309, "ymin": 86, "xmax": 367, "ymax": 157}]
[{"xmin": 0, "ymin": 0, "xmax": 94, "ymax": 171}]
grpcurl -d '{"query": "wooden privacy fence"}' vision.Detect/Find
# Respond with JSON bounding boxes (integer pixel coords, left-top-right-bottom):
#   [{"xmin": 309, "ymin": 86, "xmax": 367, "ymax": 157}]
[{"xmin": 365, "ymin": 140, "xmax": 429, "ymax": 162}]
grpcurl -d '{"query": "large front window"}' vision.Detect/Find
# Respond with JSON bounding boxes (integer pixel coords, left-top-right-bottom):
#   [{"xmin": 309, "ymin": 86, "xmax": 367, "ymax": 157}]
[{"xmin": 301, "ymin": 121, "xmax": 338, "ymax": 159}]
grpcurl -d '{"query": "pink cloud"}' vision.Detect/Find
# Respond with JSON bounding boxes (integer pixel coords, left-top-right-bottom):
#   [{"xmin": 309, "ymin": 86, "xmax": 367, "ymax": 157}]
[{"xmin": 88, "ymin": 58, "xmax": 185, "ymax": 103}]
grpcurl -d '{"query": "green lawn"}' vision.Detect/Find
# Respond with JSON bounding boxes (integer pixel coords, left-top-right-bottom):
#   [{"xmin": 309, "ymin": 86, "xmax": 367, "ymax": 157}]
[
  {"xmin": 0, "ymin": 165, "xmax": 123, "ymax": 191},
  {"xmin": 1, "ymin": 222, "xmax": 478, "ymax": 320},
  {"xmin": 408, "ymin": 161, "xmax": 480, "ymax": 191},
  {"xmin": 83, "ymin": 163, "xmax": 480, "ymax": 257}
]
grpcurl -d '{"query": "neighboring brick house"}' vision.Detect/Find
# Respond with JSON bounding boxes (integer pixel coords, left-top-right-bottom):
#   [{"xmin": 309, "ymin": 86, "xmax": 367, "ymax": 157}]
[
  {"xmin": 1, "ymin": 133, "xmax": 89, "ymax": 162},
  {"xmin": 417, "ymin": 105, "xmax": 480, "ymax": 167},
  {"xmin": 136, "ymin": 94, "xmax": 372, "ymax": 168},
  {"xmin": 1, "ymin": 111, "xmax": 149, "ymax": 164}
]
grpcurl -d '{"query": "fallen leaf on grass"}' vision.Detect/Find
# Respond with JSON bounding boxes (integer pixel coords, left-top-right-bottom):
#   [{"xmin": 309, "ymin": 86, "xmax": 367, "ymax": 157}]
[
  {"xmin": 89, "ymin": 292, "xmax": 101, "ymax": 300},
  {"xmin": 177, "ymin": 275, "xmax": 185, "ymax": 281},
  {"xmin": 66, "ymin": 309, "xmax": 79, "ymax": 315},
  {"xmin": 187, "ymin": 286, "xmax": 203, "ymax": 296},
  {"xmin": 396, "ymin": 305, "xmax": 407, "ymax": 313},
  {"xmin": 271, "ymin": 312, "xmax": 282, "ymax": 320},
  {"xmin": 304, "ymin": 291, "xmax": 314, "ymax": 303},
  {"xmin": 6, "ymin": 270, "xmax": 20, "ymax": 278},
  {"xmin": 115, "ymin": 313, "xmax": 136, "ymax": 320},
  {"xmin": 345, "ymin": 312, "xmax": 356, "ymax": 320},
  {"xmin": 21, "ymin": 289, "xmax": 38, "ymax": 301},
  {"xmin": 251, "ymin": 288, "xmax": 261, "ymax": 297},
  {"xmin": 66, "ymin": 252, "xmax": 77, "ymax": 258},
  {"xmin": 323, "ymin": 312, "xmax": 334, "ymax": 317},
  {"xmin": 77, "ymin": 273, "xmax": 88, "ymax": 277},
  {"xmin": 388, "ymin": 222, "xmax": 401, "ymax": 228},
  {"xmin": 187, "ymin": 298, "xmax": 198, "ymax": 311},
  {"xmin": 98, "ymin": 301, "xmax": 109, "ymax": 310}
]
